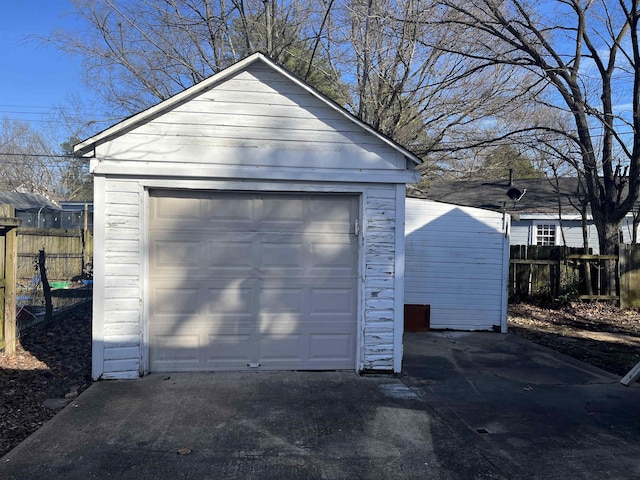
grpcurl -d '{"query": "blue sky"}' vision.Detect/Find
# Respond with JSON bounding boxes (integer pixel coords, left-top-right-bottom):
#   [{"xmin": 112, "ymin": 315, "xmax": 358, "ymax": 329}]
[{"xmin": 0, "ymin": 1, "xmax": 91, "ymax": 138}]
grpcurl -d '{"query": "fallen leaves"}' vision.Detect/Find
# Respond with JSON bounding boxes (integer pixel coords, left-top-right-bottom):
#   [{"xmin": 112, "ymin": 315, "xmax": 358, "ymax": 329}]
[
  {"xmin": 509, "ymin": 301, "xmax": 640, "ymax": 377},
  {"xmin": 0, "ymin": 309, "xmax": 92, "ymax": 457}
]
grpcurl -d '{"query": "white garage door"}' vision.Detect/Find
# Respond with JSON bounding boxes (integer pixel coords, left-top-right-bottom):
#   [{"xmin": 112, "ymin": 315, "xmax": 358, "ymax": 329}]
[{"xmin": 148, "ymin": 191, "xmax": 359, "ymax": 371}]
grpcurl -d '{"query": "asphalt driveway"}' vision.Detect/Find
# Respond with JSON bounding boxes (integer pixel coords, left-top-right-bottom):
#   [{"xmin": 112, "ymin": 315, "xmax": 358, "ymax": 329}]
[{"xmin": 2, "ymin": 332, "xmax": 640, "ymax": 480}]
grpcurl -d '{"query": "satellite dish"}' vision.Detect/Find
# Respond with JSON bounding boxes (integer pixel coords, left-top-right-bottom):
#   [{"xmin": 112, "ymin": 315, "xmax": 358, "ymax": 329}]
[{"xmin": 506, "ymin": 187, "xmax": 527, "ymax": 202}]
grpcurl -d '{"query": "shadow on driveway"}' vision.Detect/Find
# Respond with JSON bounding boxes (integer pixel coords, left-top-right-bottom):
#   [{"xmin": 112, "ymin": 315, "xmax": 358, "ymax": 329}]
[
  {"xmin": 2, "ymin": 332, "xmax": 640, "ymax": 480},
  {"xmin": 402, "ymin": 332, "xmax": 640, "ymax": 480}
]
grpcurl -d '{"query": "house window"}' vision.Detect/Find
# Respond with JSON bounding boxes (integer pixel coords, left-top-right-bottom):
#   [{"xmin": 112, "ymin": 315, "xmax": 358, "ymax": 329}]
[{"xmin": 536, "ymin": 224, "xmax": 556, "ymax": 246}]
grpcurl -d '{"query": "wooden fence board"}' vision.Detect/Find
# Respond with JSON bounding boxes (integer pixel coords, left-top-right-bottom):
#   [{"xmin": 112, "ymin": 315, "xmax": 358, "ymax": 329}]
[
  {"xmin": 510, "ymin": 245, "xmax": 596, "ymax": 300},
  {"xmin": 5, "ymin": 223, "xmax": 17, "ymax": 354},
  {"xmin": 17, "ymin": 228, "xmax": 93, "ymax": 282},
  {"xmin": 511, "ymin": 244, "xmax": 640, "ymax": 307},
  {"xmin": 0, "ymin": 205, "xmax": 18, "ymax": 355},
  {"xmin": 619, "ymin": 244, "xmax": 640, "ymax": 308}
]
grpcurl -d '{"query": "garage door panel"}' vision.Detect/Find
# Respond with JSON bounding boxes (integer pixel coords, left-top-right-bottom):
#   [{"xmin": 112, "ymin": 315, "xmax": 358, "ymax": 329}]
[
  {"xmin": 309, "ymin": 333, "xmax": 354, "ymax": 361},
  {"xmin": 206, "ymin": 240, "xmax": 256, "ymax": 270},
  {"xmin": 309, "ymin": 239, "xmax": 358, "ymax": 274},
  {"xmin": 204, "ymin": 287, "xmax": 255, "ymax": 315},
  {"xmin": 258, "ymin": 288, "xmax": 303, "ymax": 313},
  {"xmin": 204, "ymin": 196, "xmax": 254, "ymax": 222},
  {"xmin": 310, "ymin": 287, "xmax": 356, "ymax": 314},
  {"xmin": 260, "ymin": 241, "xmax": 304, "ymax": 269},
  {"xmin": 151, "ymin": 240, "xmax": 201, "ymax": 270},
  {"xmin": 307, "ymin": 196, "xmax": 355, "ymax": 216},
  {"xmin": 151, "ymin": 335, "xmax": 201, "ymax": 367},
  {"xmin": 152, "ymin": 288, "xmax": 200, "ymax": 315},
  {"xmin": 206, "ymin": 334, "xmax": 254, "ymax": 363},
  {"xmin": 260, "ymin": 197, "xmax": 304, "ymax": 228},
  {"xmin": 151, "ymin": 193, "xmax": 201, "ymax": 222},
  {"xmin": 305, "ymin": 197, "xmax": 356, "ymax": 233},
  {"xmin": 259, "ymin": 335, "xmax": 303, "ymax": 360},
  {"xmin": 149, "ymin": 191, "xmax": 358, "ymax": 371}
]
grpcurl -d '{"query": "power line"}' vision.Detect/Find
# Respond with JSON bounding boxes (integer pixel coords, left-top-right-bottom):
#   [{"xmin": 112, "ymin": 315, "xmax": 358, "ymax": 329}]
[
  {"xmin": 0, "ymin": 104, "xmax": 82, "ymax": 109},
  {"xmin": 0, "ymin": 111, "xmax": 115, "ymax": 119},
  {"xmin": 0, "ymin": 118, "xmax": 115, "ymax": 127},
  {"xmin": 0, "ymin": 109, "xmax": 117, "ymax": 118},
  {"xmin": 0, "ymin": 103, "xmax": 115, "ymax": 114},
  {"xmin": 0, "ymin": 152, "xmax": 81, "ymax": 159}
]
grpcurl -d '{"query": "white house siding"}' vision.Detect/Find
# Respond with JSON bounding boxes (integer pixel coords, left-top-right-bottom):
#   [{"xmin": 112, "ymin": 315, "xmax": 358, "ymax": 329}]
[
  {"xmin": 510, "ymin": 219, "xmax": 599, "ymax": 252},
  {"xmin": 509, "ymin": 223, "xmax": 530, "ymax": 246},
  {"xmin": 561, "ymin": 221, "xmax": 597, "ymax": 251},
  {"xmin": 405, "ymin": 199, "xmax": 509, "ymax": 332}
]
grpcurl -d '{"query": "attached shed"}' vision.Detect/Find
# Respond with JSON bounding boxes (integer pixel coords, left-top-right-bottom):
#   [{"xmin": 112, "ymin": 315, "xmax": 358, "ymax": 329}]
[
  {"xmin": 75, "ymin": 53, "xmax": 421, "ymax": 380},
  {"xmin": 405, "ymin": 198, "xmax": 510, "ymax": 332}
]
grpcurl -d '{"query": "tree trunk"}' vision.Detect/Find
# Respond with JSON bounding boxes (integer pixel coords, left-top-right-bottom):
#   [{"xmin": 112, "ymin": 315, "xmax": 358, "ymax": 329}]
[
  {"xmin": 598, "ymin": 222, "xmax": 621, "ymax": 297},
  {"xmin": 39, "ymin": 249, "xmax": 53, "ymax": 323}
]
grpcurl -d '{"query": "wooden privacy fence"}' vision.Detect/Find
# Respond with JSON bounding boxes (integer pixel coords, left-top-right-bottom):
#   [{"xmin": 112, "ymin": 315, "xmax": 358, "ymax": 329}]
[
  {"xmin": 0, "ymin": 205, "xmax": 19, "ymax": 354},
  {"xmin": 17, "ymin": 227, "xmax": 93, "ymax": 284},
  {"xmin": 1, "ymin": 207, "xmax": 94, "ymax": 354},
  {"xmin": 510, "ymin": 244, "xmax": 640, "ymax": 307}
]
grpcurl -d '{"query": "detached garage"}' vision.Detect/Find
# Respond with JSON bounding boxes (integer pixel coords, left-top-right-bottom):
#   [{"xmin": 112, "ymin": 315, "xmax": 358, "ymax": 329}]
[
  {"xmin": 75, "ymin": 53, "xmax": 421, "ymax": 380},
  {"xmin": 405, "ymin": 198, "xmax": 510, "ymax": 333}
]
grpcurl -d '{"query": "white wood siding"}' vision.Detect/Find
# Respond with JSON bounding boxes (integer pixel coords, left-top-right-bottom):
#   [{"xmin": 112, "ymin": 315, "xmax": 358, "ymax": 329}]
[
  {"xmin": 95, "ymin": 64, "xmax": 406, "ymax": 172},
  {"xmin": 362, "ymin": 187, "xmax": 398, "ymax": 371},
  {"xmin": 94, "ymin": 178, "xmax": 143, "ymax": 379},
  {"xmin": 405, "ymin": 199, "xmax": 508, "ymax": 331}
]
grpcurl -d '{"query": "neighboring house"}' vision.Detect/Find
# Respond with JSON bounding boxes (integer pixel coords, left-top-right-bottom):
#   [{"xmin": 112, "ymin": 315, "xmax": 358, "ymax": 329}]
[
  {"xmin": 0, "ymin": 192, "xmax": 94, "ymax": 231},
  {"xmin": 423, "ymin": 178, "xmax": 639, "ymax": 254},
  {"xmin": 0, "ymin": 191, "xmax": 60, "ymax": 228},
  {"xmin": 59, "ymin": 202, "xmax": 93, "ymax": 230},
  {"xmin": 405, "ymin": 198, "xmax": 509, "ymax": 332},
  {"xmin": 75, "ymin": 53, "xmax": 421, "ymax": 380}
]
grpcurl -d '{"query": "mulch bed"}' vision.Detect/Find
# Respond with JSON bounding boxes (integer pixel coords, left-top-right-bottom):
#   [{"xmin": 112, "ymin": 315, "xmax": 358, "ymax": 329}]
[
  {"xmin": 0, "ymin": 306, "xmax": 92, "ymax": 458},
  {"xmin": 1, "ymin": 300, "xmax": 639, "ymax": 459}
]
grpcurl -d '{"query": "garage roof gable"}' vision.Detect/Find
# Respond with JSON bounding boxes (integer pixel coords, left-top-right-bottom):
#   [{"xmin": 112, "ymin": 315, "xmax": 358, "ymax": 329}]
[{"xmin": 74, "ymin": 53, "xmax": 422, "ymax": 167}]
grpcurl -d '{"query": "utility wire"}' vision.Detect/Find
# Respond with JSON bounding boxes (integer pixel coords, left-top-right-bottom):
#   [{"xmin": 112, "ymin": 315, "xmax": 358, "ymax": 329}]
[
  {"xmin": 0, "ymin": 152, "xmax": 78, "ymax": 157},
  {"xmin": 0, "ymin": 152, "xmax": 82, "ymax": 165}
]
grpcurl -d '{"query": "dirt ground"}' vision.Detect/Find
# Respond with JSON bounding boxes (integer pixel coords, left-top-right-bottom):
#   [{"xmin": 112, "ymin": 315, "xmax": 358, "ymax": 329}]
[
  {"xmin": 508, "ymin": 301, "xmax": 640, "ymax": 377},
  {"xmin": 0, "ymin": 300, "xmax": 639, "ymax": 458},
  {"xmin": 0, "ymin": 306, "xmax": 92, "ymax": 458}
]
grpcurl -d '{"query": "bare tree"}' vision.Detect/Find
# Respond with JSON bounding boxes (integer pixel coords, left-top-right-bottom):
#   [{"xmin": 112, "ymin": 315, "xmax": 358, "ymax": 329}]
[
  {"xmin": 436, "ymin": 0, "xmax": 640, "ymax": 294},
  {"xmin": 50, "ymin": 0, "xmax": 342, "ymax": 114},
  {"xmin": 50, "ymin": 0, "xmax": 537, "ymax": 177},
  {"xmin": 330, "ymin": 0, "xmax": 537, "ymax": 169},
  {"xmin": 0, "ymin": 118, "xmax": 62, "ymax": 197}
]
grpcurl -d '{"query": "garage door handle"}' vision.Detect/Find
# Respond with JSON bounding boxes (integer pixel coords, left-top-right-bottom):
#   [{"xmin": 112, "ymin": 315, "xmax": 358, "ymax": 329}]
[{"xmin": 247, "ymin": 363, "xmax": 261, "ymax": 368}]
